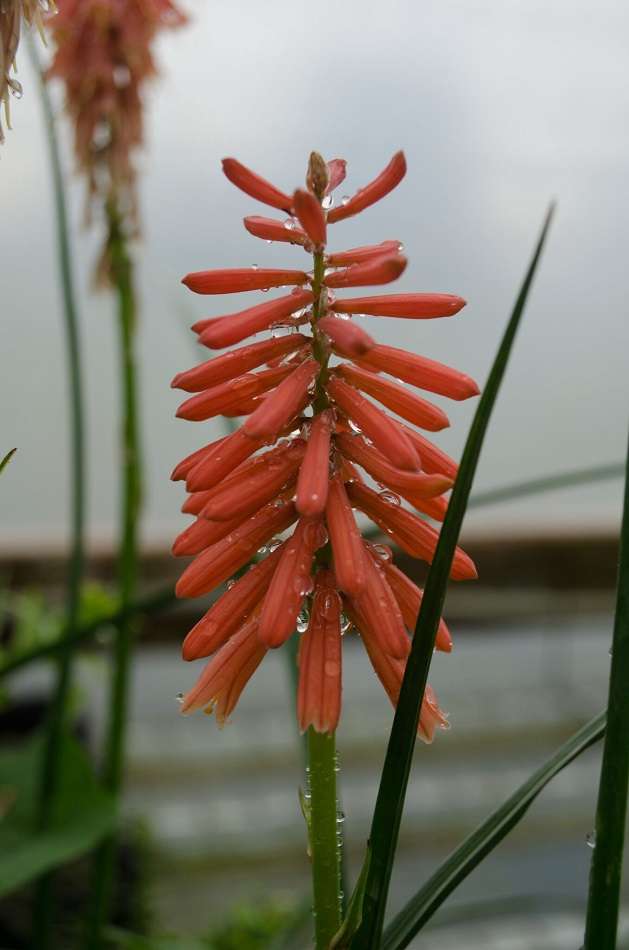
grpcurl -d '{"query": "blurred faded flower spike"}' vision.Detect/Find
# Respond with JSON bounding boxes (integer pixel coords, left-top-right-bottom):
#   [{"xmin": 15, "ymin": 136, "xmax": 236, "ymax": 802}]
[
  {"xmin": 47, "ymin": 0, "xmax": 186, "ymax": 220},
  {"xmin": 0, "ymin": 0, "xmax": 54, "ymax": 144},
  {"xmin": 172, "ymin": 151, "xmax": 480, "ymax": 741}
]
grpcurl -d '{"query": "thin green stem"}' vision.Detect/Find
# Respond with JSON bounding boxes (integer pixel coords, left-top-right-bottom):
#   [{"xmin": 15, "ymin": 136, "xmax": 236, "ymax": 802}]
[
  {"xmin": 583, "ymin": 432, "xmax": 629, "ymax": 949},
  {"xmin": 308, "ymin": 728, "xmax": 342, "ymax": 948},
  {"xmin": 84, "ymin": 205, "xmax": 142, "ymax": 947},
  {"xmin": 28, "ymin": 37, "xmax": 87, "ymax": 948}
]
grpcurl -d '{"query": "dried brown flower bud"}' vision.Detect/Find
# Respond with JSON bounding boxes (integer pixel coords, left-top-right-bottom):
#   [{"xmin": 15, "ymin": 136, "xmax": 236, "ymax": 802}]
[{"xmin": 306, "ymin": 151, "xmax": 329, "ymax": 200}]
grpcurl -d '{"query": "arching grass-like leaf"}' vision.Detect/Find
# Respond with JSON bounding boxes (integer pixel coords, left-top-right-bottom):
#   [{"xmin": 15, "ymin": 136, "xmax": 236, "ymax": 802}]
[{"xmin": 350, "ymin": 205, "xmax": 556, "ymax": 948}]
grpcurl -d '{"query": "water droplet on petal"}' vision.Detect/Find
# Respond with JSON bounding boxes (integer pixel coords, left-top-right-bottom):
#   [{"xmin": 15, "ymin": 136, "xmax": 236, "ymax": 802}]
[
  {"xmin": 9, "ymin": 79, "xmax": 23, "ymax": 99},
  {"xmin": 226, "ymin": 579, "xmax": 236, "ymax": 589},
  {"xmin": 251, "ymin": 264, "xmax": 259, "ymax": 271},
  {"xmin": 397, "ymin": 242, "xmax": 405, "ymax": 253},
  {"xmin": 379, "ymin": 490, "xmax": 401, "ymax": 506},
  {"xmin": 586, "ymin": 831, "xmax": 596, "ymax": 849},
  {"xmin": 340, "ymin": 195, "xmax": 351, "ymax": 206},
  {"xmin": 176, "ymin": 692, "xmax": 184, "ymax": 705},
  {"xmin": 325, "ymin": 660, "xmax": 340, "ymax": 677},
  {"xmin": 258, "ymin": 545, "xmax": 269, "ymax": 555},
  {"xmin": 372, "ymin": 543, "xmax": 393, "ymax": 562},
  {"xmin": 322, "ymin": 194, "xmax": 334, "ymax": 210},
  {"xmin": 284, "ymin": 217, "xmax": 296, "ymax": 231},
  {"xmin": 267, "ymin": 537, "xmax": 283, "ymax": 552},
  {"xmin": 340, "ymin": 614, "xmax": 351, "ymax": 635}
]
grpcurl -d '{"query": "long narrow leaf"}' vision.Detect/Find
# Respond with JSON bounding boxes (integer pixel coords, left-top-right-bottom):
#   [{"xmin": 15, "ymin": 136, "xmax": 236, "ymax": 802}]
[
  {"xmin": 584, "ymin": 432, "xmax": 629, "ymax": 948},
  {"xmin": 0, "ymin": 448, "xmax": 17, "ymax": 475},
  {"xmin": 383, "ymin": 710, "xmax": 605, "ymax": 949},
  {"xmin": 350, "ymin": 205, "xmax": 556, "ymax": 948}
]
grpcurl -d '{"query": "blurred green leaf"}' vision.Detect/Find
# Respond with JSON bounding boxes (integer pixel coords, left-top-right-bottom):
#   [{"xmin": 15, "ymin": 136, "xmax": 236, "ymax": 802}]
[
  {"xmin": 106, "ymin": 929, "xmax": 208, "ymax": 950},
  {"xmin": 382, "ymin": 710, "xmax": 605, "ymax": 949},
  {"xmin": 0, "ymin": 732, "xmax": 115, "ymax": 896},
  {"xmin": 0, "ymin": 448, "xmax": 16, "ymax": 475},
  {"xmin": 351, "ymin": 205, "xmax": 556, "ymax": 948}
]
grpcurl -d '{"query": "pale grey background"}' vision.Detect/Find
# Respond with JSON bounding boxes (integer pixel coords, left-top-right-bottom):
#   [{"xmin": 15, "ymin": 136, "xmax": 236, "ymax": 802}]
[{"xmin": 2, "ymin": 0, "xmax": 628, "ymax": 548}]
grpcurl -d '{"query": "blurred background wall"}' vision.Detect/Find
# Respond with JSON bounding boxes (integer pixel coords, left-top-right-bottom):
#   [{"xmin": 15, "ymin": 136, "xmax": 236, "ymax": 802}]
[{"xmin": 2, "ymin": 0, "xmax": 629, "ymax": 549}]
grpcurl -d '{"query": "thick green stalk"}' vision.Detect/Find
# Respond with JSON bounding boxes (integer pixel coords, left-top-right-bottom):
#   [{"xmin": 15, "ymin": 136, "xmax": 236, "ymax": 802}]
[
  {"xmin": 583, "ymin": 432, "xmax": 629, "ymax": 949},
  {"xmin": 308, "ymin": 728, "xmax": 342, "ymax": 948},
  {"xmin": 28, "ymin": 39, "xmax": 87, "ymax": 948},
  {"xmin": 84, "ymin": 205, "xmax": 142, "ymax": 947}
]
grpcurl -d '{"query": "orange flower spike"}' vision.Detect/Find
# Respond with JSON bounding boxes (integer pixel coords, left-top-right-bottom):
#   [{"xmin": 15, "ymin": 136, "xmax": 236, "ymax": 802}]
[
  {"xmin": 222, "ymin": 157, "xmax": 293, "ymax": 212},
  {"xmin": 176, "ymin": 499, "xmax": 298, "ymax": 599},
  {"xmin": 182, "ymin": 266, "xmax": 309, "ymax": 296},
  {"xmin": 185, "ymin": 427, "xmax": 263, "ymax": 493},
  {"xmin": 325, "ymin": 474, "xmax": 367, "ymax": 596},
  {"xmin": 346, "ymin": 480, "xmax": 477, "ymax": 581},
  {"xmin": 336, "ymin": 363, "xmax": 450, "ymax": 432},
  {"xmin": 335, "ymin": 293, "xmax": 466, "ymax": 319},
  {"xmin": 355, "ymin": 343, "xmax": 480, "ymax": 401},
  {"xmin": 258, "ymin": 519, "xmax": 328, "ymax": 648},
  {"xmin": 297, "ymin": 570, "xmax": 342, "ymax": 735},
  {"xmin": 327, "ymin": 150, "xmax": 407, "ymax": 223},
  {"xmin": 293, "ymin": 188, "xmax": 327, "ymax": 247},
  {"xmin": 318, "ymin": 315, "xmax": 375, "ymax": 358},
  {"xmin": 172, "ymin": 334, "xmax": 308, "ymax": 392},
  {"xmin": 296, "ymin": 410, "xmax": 334, "ymax": 517},
  {"xmin": 353, "ymin": 546, "xmax": 410, "ymax": 660},
  {"xmin": 243, "ymin": 215, "xmax": 308, "ymax": 246},
  {"xmin": 196, "ymin": 290, "xmax": 313, "ymax": 348},
  {"xmin": 244, "ymin": 359, "xmax": 319, "ymax": 441},
  {"xmin": 324, "ymin": 253, "xmax": 407, "ymax": 290},
  {"xmin": 327, "ymin": 377, "xmax": 420, "ymax": 472},
  {"xmin": 181, "ymin": 616, "xmax": 267, "ymax": 720},
  {"xmin": 380, "ymin": 558, "xmax": 453, "ymax": 653},
  {"xmin": 201, "ymin": 441, "xmax": 305, "ymax": 522},
  {"xmin": 326, "ymin": 241, "xmax": 402, "ymax": 267},
  {"xmin": 182, "ymin": 544, "xmax": 286, "ymax": 660},
  {"xmin": 335, "ymin": 432, "xmax": 452, "ymax": 498}
]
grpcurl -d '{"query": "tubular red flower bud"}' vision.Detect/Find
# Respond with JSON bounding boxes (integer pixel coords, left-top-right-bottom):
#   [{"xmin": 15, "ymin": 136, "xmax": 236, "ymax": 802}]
[
  {"xmin": 328, "ymin": 377, "xmax": 420, "ymax": 472},
  {"xmin": 196, "ymin": 290, "xmax": 313, "ymax": 348},
  {"xmin": 201, "ymin": 441, "xmax": 304, "ymax": 522},
  {"xmin": 182, "ymin": 545, "xmax": 286, "ymax": 660},
  {"xmin": 344, "ymin": 601, "xmax": 448, "ymax": 742},
  {"xmin": 355, "ymin": 344, "xmax": 480, "ymax": 401},
  {"xmin": 172, "ymin": 335, "xmax": 308, "ymax": 392},
  {"xmin": 400, "ymin": 426, "xmax": 459, "ymax": 480},
  {"xmin": 185, "ymin": 427, "xmax": 263, "ymax": 493},
  {"xmin": 335, "ymin": 432, "xmax": 452, "ymax": 498},
  {"xmin": 222, "ymin": 157, "xmax": 293, "ymax": 212},
  {"xmin": 325, "ymin": 159, "xmax": 347, "ymax": 194},
  {"xmin": 335, "ymin": 362, "xmax": 449, "ymax": 432},
  {"xmin": 380, "ymin": 559, "xmax": 453, "ymax": 652},
  {"xmin": 327, "ymin": 151, "xmax": 407, "ymax": 223},
  {"xmin": 297, "ymin": 570, "xmax": 342, "ymax": 734},
  {"xmin": 324, "ymin": 254, "xmax": 406, "ymax": 289},
  {"xmin": 182, "ymin": 266, "xmax": 309, "ymax": 296},
  {"xmin": 296, "ymin": 410, "xmax": 334, "ymax": 516},
  {"xmin": 244, "ymin": 359, "xmax": 318, "ymax": 440},
  {"xmin": 346, "ymin": 480, "xmax": 477, "ymax": 580},
  {"xmin": 176, "ymin": 365, "xmax": 295, "ymax": 422},
  {"xmin": 258, "ymin": 518, "xmax": 328, "ymax": 648},
  {"xmin": 176, "ymin": 499, "xmax": 298, "ymax": 599},
  {"xmin": 171, "ymin": 435, "xmax": 228, "ymax": 482},
  {"xmin": 180, "ymin": 616, "xmax": 267, "ymax": 719},
  {"xmin": 293, "ymin": 188, "xmax": 327, "ymax": 246},
  {"xmin": 352, "ymin": 547, "xmax": 410, "ymax": 660},
  {"xmin": 334, "ymin": 293, "xmax": 466, "ymax": 318},
  {"xmin": 325, "ymin": 475, "xmax": 366, "ymax": 596},
  {"xmin": 243, "ymin": 215, "xmax": 308, "ymax": 245},
  {"xmin": 326, "ymin": 241, "xmax": 402, "ymax": 267},
  {"xmin": 182, "ymin": 490, "xmax": 214, "ymax": 515},
  {"xmin": 318, "ymin": 316, "xmax": 375, "ymax": 357},
  {"xmin": 172, "ymin": 511, "xmax": 245, "ymax": 558}
]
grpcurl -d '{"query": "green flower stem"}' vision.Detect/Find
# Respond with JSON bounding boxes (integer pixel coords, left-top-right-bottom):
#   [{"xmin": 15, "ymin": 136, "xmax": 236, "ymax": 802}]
[
  {"xmin": 308, "ymin": 727, "xmax": 342, "ymax": 948},
  {"xmin": 583, "ymin": 432, "xmax": 629, "ymax": 949},
  {"xmin": 28, "ymin": 38, "xmax": 87, "ymax": 948},
  {"xmin": 85, "ymin": 205, "xmax": 142, "ymax": 947}
]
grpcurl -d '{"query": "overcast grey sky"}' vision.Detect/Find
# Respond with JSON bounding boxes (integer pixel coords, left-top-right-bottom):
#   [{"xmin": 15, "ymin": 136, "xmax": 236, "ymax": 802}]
[{"xmin": 2, "ymin": 0, "xmax": 628, "ymax": 548}]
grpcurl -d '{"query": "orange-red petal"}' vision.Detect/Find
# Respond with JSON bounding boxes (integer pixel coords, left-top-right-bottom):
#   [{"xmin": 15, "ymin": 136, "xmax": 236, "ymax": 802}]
[
  {"xmin": 336, "ymin": 362, "xmax": 449, "ymax": 431},
  {"xmin": 327, "ymin": 151, "xmax": 407, "ymax": 223},
  {"xmin": 326, "ymin": 241, "xmax": 401, "ymax": 267},
  {"xmin": 334, "ymin": 293, "xmax": 466, "ymax": 318},
  {"xmin": 172, "ymin": 335, "xmax": 308, "ymax": 392},
  {"xmin": 354, "ymin": 344, "xmax": 480, "ymax": 401},
  {"xmin": 222, "ymin": 157, "xmax": 293, "ymax": 212},
  {"xmin": 293, "ymin": 188, "xmax": 327, "ymax": 246},
  {"xmin": 325, "ymin": 474, "xmax": 367, "ymax": 596},
  {"xmin": 318, "ymin": 316, "xmax": 375, "ymax": 357},
  {"xmin": 244, "ymin": 359, "xmax": 318, "ymax": 440},
  {"xmin": 324, "ymin": 254, "xmax": 406, "ymax": 289},
  {"xmin": 296, "ymin": 410, "xmax": 333, "ymax": 516},
  {"xmin": 182, "ymin": 267, "xmax": 309, "ymax": 296},
  {"xmin": 297, "ymin": 570, "xmax": 342, "ymax": 734},
  {"xmin": 243, "ymin": 215, "xmax": 308, "ymax": 245}
]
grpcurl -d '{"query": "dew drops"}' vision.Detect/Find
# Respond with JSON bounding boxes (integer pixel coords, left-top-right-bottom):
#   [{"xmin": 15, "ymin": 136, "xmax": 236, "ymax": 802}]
[
  {"xmin": 379, "ymin": 490, "xmax": 401, "ymax": 506},
  {"xmin": 113, "ymin": 64, "xmax": 131, "ymax": 88},
  {"xmin": 251, "ymin": 264, "xmax": 259, "ymax": 271},
  {"xmin": 176, "ymin": 692, "xmax": 184, "ymax": 705},
  {"xmin": 397, "ymin": 242, "xmax": 405, "ymax": 253},
  {"xmin": 372, "ymin": 543, "xmax": 393, "ymax": 562},
  {"xmin": 340, "ymin": 195, "xmax": 351, "ymax": 206},
  {"xmin": 9, "ymin": 79, "xmax": 23, "ymax": 99},
  {"xmin": 340, "ymin": 614, "xmax": 352, "ymax": 635},
  {"xmin": 322, "ymin": 194, "xmax": 334, "ymax": 210},
  {"xmin": 296, "ymin": 607, "xmax": 310, "ymax": 633},
  {"xmin": 284, "ymin": 217, "xmax": 296, "ymax": 231},
  {"xmin": 586, "ymin": 831, "xmax": 596, "ymax": 849},
  {"xmin": 348, "ymin": 420, "xmax": 362, "ymax": 435},
  {"xmin": 267, "ymin": 537, "xmax": 283, "ymax": 551},
  {"xmin": 324, "ymin": 660, "xmax": 340, "ymax": 677},
  {"xmin": 226, "ymin": 579, "xmax": 236, "ymax": 590},
  {"xmin": 266, "ymin": 239, "xmax": 273, "ymax": 245},
  {"xmin": 257, "ymin": 544, "xmax": 269, "ymax": 555}
]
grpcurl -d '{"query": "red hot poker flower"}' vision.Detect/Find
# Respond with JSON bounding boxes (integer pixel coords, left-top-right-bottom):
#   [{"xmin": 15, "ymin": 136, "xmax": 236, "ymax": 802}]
[{"xmin": 172, "ymin": 151, "xmax": 480, "ymax": 740}]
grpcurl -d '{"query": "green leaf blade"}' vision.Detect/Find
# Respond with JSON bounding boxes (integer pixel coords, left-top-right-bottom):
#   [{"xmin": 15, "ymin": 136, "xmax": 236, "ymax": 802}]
[{"xmin": 350, "ymin": 205, "xmax": 556, "ymax": 948}]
